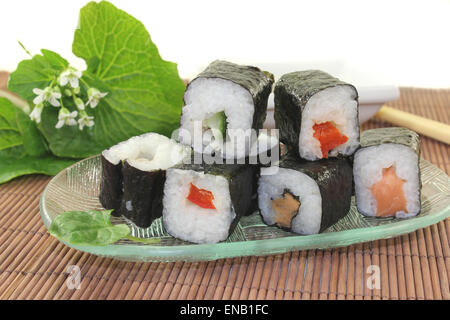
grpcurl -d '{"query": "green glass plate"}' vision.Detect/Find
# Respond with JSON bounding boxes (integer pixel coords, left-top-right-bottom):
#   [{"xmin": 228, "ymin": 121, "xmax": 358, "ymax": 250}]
[{"xmin": 40, "ymin": 156, "xmax": 450, "ymax": 262}]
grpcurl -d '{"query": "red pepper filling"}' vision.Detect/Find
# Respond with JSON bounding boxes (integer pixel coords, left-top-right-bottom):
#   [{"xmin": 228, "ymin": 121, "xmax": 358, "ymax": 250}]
[
  {"xmin": 187, "ymin": 183, "xmax": 216, "ymax": 209},
  {"xmin": 313, "ymin": 122, "xmax": 349, "ymax": 158}
]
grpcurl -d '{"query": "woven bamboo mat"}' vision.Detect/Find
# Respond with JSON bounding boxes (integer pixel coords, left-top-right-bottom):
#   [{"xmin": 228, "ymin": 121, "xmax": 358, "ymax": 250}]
[{"xmin": 0, "ymin": 88, "xmax": 448, "ymax": 300}]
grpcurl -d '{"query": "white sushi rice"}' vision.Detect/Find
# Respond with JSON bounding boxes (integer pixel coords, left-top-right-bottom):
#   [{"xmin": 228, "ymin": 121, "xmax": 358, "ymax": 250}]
[
  {"xmin": 353, "ymin": 143, "xmax": 420, "ymax": 218},
  {"xmin": 299, "ymin": 86, "xmax": 359, "ymax": 160},
  {"xmin": 163, "ymin": 168, "xmax": 235, "ymax": 244},
  {"xmin": 179, "ymin": 78, "xmax": 255, "ymax": 159},
  {"xmin": 102, "ymin": 133, "xmax": 191, "ymax": 171},
  {"xmin": 258, "ymin": 167, "xmax": 322, "ymax": 235}
]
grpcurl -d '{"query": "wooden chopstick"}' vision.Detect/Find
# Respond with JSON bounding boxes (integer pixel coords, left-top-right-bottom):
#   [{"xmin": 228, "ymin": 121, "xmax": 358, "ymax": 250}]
[{"xmin": 375, "ymin": 105, "xmax": 450, "ymax": 145}]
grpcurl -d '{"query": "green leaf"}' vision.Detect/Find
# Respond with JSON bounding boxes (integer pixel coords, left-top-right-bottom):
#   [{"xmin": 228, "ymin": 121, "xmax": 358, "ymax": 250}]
[
  {"xmin": 0, "ymin": 149, "xmax": 77, "ymax": 184},
  {"xmin": 0, "ymin": 97, "xmax": 77, "ymax": 184},
  {"xmin": 0, "ymin": 97, "xmax": 48, "ymax": 156},
  {"xmin": 8, "ymin": 49, "xmax": 68, "ymax": 101},
  {"xmin": 47, "ymin": 0, "xmax": 184, "ymax": 158},
  {"xmin": 14, "ymin": 106, "xmax": 48, "ymax": 156},
  {"xmin": 38, "ymin": 72, "xmax": 184, "ymax": 158},
  {"xmin": 0, "ymin": 99, "xmax": 22, "ymax": 150},
  {"xmin": 49, "ymin": 210, "xmax": 131, "ymax": 246},
  {"xmin": 7, "ymin": 1, "xmax": 186, "ymax": 159}
]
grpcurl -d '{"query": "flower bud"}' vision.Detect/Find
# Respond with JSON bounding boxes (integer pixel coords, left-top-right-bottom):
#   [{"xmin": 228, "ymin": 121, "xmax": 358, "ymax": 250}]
[
  {"xmin": 74, "ymin": 97, "xmax": 85, "ymax": 111},
  {"xmin": 73, "ymin": 87, "xmax": 80, "ymax": 95}
]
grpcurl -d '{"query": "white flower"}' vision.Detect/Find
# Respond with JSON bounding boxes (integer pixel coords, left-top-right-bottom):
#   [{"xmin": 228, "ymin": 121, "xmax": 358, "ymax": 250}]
[
  {"xmin": 55, "ymin": 108, "xmax": 78, "ymax": 129},
  {"xmin": 33, "ymin": 86, "xmax": 61, "ymax": 107},
  {"xmin": 86, "ymin": 87, "xmax": 108, "ymax": 108},
  {"xmin": 77, "ymin": 113, "xmax": 94, "ymax": 130},
  {"xmin": 74, "ymin": 97, "xmax": 85, "ymax": 111},
  {"xmin": 59, "ymin": 67, "xmax": 82, "ymax": 88},
  {"xmin": 29, "ymin": 103, "xmax": 44, "ymax": 124}
]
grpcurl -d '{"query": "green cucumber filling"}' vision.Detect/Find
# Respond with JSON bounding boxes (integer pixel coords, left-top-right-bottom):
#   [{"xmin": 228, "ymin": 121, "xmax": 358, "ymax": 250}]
[{"xmin": 203, "ymin": 111, "xmax": 227, "ymax": 150}]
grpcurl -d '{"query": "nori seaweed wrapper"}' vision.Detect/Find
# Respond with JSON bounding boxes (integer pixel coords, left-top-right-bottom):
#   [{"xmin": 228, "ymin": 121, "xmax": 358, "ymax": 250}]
[
  {"xmin": 170, "ymin": 160, "xmax": 258, "ymax": 235},
  {"xmin": 247, "ymin": 167, "xmax": 261, "ymax": 217},
  {"xmin": 246, "ymin": 138, "xmax": 280, "ymax": 216},
  {"xmin": 119, "ymin": 162, "xmax": 166, "ymax": 228},
  {"xmin": 360, "ymin": 127, "xmax": 420, "ymax": 157},
  {"xmin": 184, "ymin": 60, "xmax": 274, "ymax": 130},
  {"xmin": 279, "ymin": 154, "xmax": 353, "ymax": 232},
  {"xmin": 274, "ymin": 70, "xmax": 359, "ymax": 158},
  {"xmin": 99, "ymin": 156, "xmax": 123, "ymax": 217},
  {"xmin": 209, "ymin": 164, "xmax": 259, "ymax": 233},
  {"xmin": 99, "ymin": 157, "xmax": 166, "ymax": 227}
]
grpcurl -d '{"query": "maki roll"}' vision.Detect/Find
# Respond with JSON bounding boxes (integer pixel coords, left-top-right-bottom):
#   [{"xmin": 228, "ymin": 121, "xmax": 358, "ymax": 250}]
[
  {"xmin": 100, "ymin": 133, "xmax": 191, "ymax": 228},
  {"xmin": 179, "ymin": 60, "xmax": 274, "ymax": 159},
  {"xmin": 353, "ymin": 127, "xmax": 421, "ymax": 218},
  {"xmin": 274, "ymin": 70, "xmax": 360, "ymax": 161},
  {"xmin": 162, "ymin": 162, "xmax": 257, "ymax": 244},
  {"xmin": 258, "ymin": 156, "xmax": 353, "ymax": 234}
]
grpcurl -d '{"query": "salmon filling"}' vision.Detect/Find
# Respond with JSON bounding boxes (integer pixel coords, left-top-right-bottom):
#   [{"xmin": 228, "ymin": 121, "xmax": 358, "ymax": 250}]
[
  {"xmin": 187, "ymin": 183, "xmax": 216, "ymax": 209},
  {"xmin": 272, "ymin": 191, "xmax": 300, "ymax": 228},
  {"xmin": 371, "ymin": 166, "xmax": 408, "ymax": 217},
  {"xmin": 313, "ymin": 121, "xmax": 349, "ymax": 158}
]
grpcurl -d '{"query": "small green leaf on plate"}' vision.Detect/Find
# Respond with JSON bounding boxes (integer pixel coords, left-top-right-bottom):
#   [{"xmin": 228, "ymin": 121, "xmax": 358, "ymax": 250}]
[{"xmin": 49, "ymin": 210, "xmax": 131, "ymax": 246}]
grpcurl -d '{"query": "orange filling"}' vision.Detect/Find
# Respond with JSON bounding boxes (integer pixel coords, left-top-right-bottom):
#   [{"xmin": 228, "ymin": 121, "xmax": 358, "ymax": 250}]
[
  {"xmin": 187, "ymin": 183, "xmax": 216, "ymax": 209},
  {"xmin": 313, "ymin": 122, "xmax": 349, "ymax": 158},
  {"xmin": 272, "ymin": 192, "xmax": 301, "ymax": 228},
  {"xmin": 371, "ymin": 166, "xmax": 408, "ymax": 217}
]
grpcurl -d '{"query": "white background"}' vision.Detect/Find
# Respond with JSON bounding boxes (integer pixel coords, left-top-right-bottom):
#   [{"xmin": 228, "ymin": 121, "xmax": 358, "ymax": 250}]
[{"xmin": 0, "ymin": 0, "xmax": 449, "ymax": 87}]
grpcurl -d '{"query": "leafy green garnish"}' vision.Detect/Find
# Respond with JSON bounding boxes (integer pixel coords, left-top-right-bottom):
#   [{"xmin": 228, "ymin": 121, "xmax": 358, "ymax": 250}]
[
  {"xmin": 33, "ymin": 1, "xmax": 185, "ymax": 158},
  {"xmin": 49, "ymin": 210, "xmax": 131, "ymax": 246},
  {"xmin": 8, "ymin": 49, "xmax": 69, "ymax": 102},
  {"xmin": 2, "ymin": 1, "xmax": 186, "ymax": 183},
  {"xmin": 0, "ymin": 98, "xmax": 77, "ymax": 183},
  {"xmin": 49, "ymin": 209, "xmax": 160, "ymax": 246}
]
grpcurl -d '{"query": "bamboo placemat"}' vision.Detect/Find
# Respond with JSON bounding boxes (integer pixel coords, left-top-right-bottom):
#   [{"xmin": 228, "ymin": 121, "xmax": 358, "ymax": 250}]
[{"xmin": 0, "ymin": 88, "xmax": 448, "ymax": 300}]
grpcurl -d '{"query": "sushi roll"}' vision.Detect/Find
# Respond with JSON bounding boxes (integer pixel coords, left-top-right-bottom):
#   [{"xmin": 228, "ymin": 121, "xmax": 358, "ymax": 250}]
[
  {"xmin": 162, "ymin": 162, "xmax": 257, "ymax": 244},
  {"xmin": 353, "ymin": 127, "xmax": 421, "ymax": 218},
  {"xmin": 179, "ymin": 60, "xmax": 274, "ymax": 159},
  {"xmin": 258, "ymin": 156, "xmax": 353, "ymax": 235},
  {"xmin": 99, "ymin": 133, "xmax": 191, "ymax": 228},
  {"xmin": 274, "ymin": 70, "xmax": 360, "ymax": 161}
]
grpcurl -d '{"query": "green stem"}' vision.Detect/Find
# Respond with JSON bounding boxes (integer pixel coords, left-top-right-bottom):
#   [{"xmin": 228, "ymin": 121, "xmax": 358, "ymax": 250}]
[
  {"xmin": 17, "ymin": 40, "xmax": 32, "ymax": 57},
  {"xmin": 79, "ymin": 77, "xmax": 90, "ymax": 88}
]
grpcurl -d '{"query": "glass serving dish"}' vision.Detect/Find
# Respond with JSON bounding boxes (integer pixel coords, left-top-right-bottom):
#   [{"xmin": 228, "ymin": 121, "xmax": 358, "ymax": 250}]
[{"xmin": 40, "ymin": 156, "xmax": 450, "ymax": 262}]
